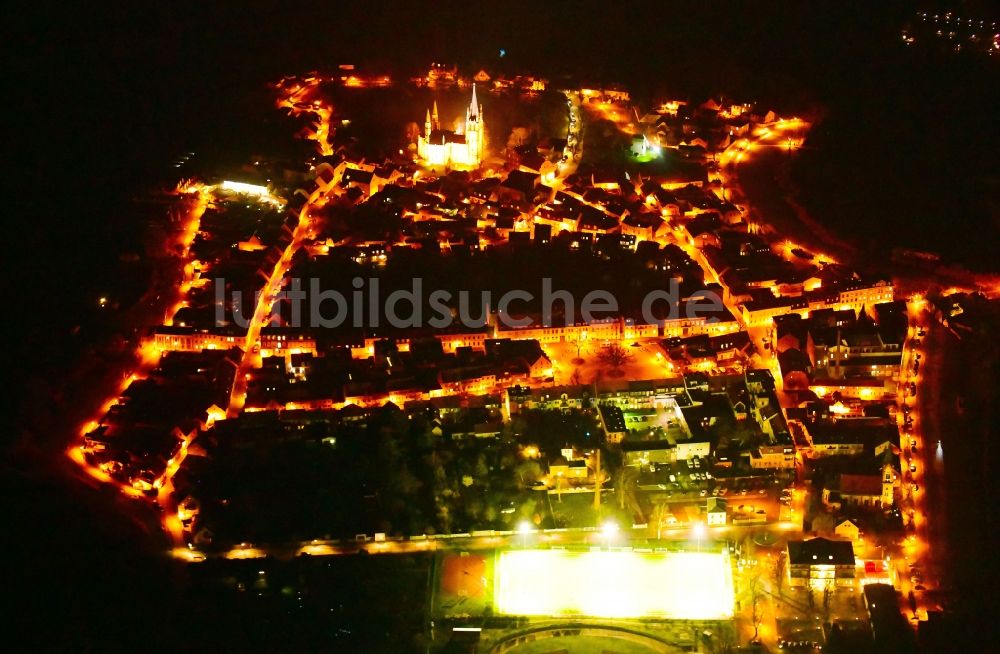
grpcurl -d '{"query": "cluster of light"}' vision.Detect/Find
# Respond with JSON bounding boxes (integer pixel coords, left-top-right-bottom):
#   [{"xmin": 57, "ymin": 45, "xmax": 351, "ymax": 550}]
[
  {"xmin": 165, "ymin": 182, "xmax": 212, "ymax": 325},
  {"xmin": 221, "ymin": 180, "xmax": 269, "ymax": 196},
  {"xmin": 275, "ymin": 77, "xmax": 336, "ymax": 156},
  {"xmin": 495, "ymin": 549, "xmax": 734, "ymax": 619},
  {"xmin": 659, "ymin": 101, "xmax": 683, "ymax": 115},
  {"xmin": 220, "ymin": 181, "xmax": 284, "ymax": 206},
  {"xmin": 225, "ymin": 544, "xmax": 267, "ymax": 559},
  {"xmin": 586, "ymin": 100, "xmax": 636, "ymax": 135},
  {"xmin": 829, "ymin": 401, "xmax": 852, "ymax": 415},
  {"xmin": 67, "ymin": 181, "xmax": 214, "ymax": 525},
  {"xmin": 170, "ymin": 547, "xmax": 206, "ymax": 562}
]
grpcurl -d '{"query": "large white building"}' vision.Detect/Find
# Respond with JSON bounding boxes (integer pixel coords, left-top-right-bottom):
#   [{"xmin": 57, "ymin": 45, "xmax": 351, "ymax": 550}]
[{"xmin": 418, "ymin": 84, "xmax": 485, "ymax": 168}]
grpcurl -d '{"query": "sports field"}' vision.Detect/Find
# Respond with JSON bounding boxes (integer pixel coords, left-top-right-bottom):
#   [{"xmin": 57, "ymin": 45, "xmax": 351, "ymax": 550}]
[
  {"xmin": 434, "ymin": 552, "xmax": 497, "ymax": 616},
  {"xmin": 494, "ymin": 549, "xmax": 734, "ymax": 619}
]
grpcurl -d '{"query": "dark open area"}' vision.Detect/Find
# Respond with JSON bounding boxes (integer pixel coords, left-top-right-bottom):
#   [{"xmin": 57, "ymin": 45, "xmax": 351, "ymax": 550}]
[{"xmin": 792, "ymin": 50, "xmax": 1000, "ymax": 269}]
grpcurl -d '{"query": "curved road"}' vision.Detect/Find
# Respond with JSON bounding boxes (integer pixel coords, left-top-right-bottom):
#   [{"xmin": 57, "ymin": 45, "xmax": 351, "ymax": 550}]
[{"xmin": 723, "ymin": 124, "xmax": 856, "ymax": 266}]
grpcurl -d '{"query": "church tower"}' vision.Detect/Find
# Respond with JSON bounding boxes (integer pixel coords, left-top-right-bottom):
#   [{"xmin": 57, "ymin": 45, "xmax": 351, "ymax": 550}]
[
  {"xmin": 424, "ymin": 108, "xmax": 432, "ymax": 139},
  {"xmin": 465, "ymin": 83, "xmax": 484, "ymax": 165},
  {"xmin": 432, "ymin": 101, "xmax": 440, "ymax": 131}
]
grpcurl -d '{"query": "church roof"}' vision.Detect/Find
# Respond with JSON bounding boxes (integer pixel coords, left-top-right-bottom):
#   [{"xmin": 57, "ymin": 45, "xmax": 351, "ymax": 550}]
[
  {"xmin": 836, "ymin": 473, "xmax": 883, "ymax": 496},
  {"xmin": 428, "ymin": 129, "xmax": 466, "ymax": 145}
]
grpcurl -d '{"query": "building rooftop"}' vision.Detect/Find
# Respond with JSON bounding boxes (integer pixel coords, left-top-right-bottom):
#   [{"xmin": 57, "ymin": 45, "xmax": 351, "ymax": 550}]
[{"xmin": 787, "ymin": 537, "xmax": 855, "ymax": 566}]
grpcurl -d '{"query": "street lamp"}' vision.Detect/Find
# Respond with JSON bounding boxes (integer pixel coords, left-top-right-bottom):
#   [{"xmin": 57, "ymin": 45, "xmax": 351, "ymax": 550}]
[
  {"xmin": 692, "ymin": 522, "xmax": 706, "ymax": 552},
  {"xmin": 601, "ymin": 520, "xmax": 619, "ymax": 548},
  {"xmin": 517, "ymin": 520, "xmax": 533, "ymax": 547}
]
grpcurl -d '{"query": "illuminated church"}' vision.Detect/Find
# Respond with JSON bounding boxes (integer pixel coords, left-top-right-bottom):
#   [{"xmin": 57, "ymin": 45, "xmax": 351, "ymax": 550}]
[{"xmin": 418, "ymin": 84, "xmax": 485, "ymax": 168}]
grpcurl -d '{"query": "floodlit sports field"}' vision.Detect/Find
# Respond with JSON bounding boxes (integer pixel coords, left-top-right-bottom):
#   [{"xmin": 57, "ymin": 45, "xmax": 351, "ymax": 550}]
[{"xmin": 495, "ymin": 549, "xmax": 734, "ymax": 619}]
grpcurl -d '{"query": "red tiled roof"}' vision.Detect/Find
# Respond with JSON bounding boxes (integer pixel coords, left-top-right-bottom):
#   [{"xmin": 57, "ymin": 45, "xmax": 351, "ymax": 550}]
[{"xmin": 838, "ymin": 473, "xmax": 882, "ymax": 496}]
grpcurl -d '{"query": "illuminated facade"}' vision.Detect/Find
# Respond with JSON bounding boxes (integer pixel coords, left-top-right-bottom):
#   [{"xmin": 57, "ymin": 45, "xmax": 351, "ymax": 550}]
[
  {"xmin": 787, "ymin": 537, "xmax": 856, "ymax": 589},
  {"xmin": 418, "ymin": 84, "xmax": 485, "ymax": 168}
]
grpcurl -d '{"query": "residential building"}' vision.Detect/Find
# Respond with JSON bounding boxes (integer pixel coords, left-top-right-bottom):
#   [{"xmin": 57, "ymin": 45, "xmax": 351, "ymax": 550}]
[
  {"xmin": 621, "ymin": 440, "xmax": 675, "ymax": 467},
  {"xmin": 749, "ymin": 443, "xmax": 796, "ymax": 469},
  {"xmin": 706, "ymin": 497, "xmax": 728, "ymax": 525},
  {"xmin": 598, "ymin": 405, "xmax": 628, "ymax": 443},
  {"xmin": 549, "ymin": 458, "xmax": 589, "ymax": 480},
  {"xmin": 787, "ymin": 537, "xmax": 856, "ymax": 589},
  {"xmin": 506, "ymin": 384, "xmax": 591, "ymax": 414},
  {"xmin": 864, "ymin": 584, "xmax": 918, "ymax": 653},
  {"xmin": 835, "ymin": 519, "xmax": 861, "ymax": 541}
]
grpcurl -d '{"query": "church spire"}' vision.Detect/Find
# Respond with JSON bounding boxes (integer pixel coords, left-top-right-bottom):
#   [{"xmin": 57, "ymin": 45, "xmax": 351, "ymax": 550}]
[
  {"xmin": 432, "ymin": 101, "xmax": 439, "ymax": 129},
  {"xmin": 470, "ymin": 83, "xmax": 478, "ymax": 119}
]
